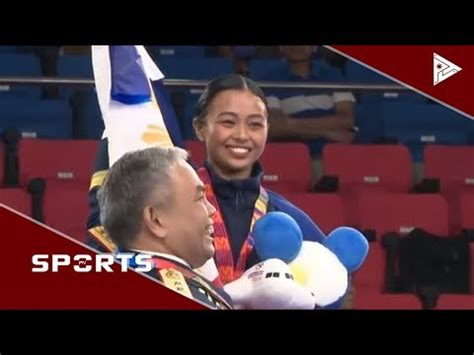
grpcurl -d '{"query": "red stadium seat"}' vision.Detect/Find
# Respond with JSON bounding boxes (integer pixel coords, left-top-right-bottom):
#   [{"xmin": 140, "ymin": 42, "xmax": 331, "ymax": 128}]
[
  {"xmin": 18, "ymin": 139, "xmax": 98, "ymax": 185},
  {"xmin": 470, "ymin": 244, "xmax": 474, "ymax": 294},
  {"xmin": 259, "ymin": 143, "xmax": 312, "ymax": 193},
  {"xmin": 282, "ymin": 193, "xmax": 344, "ymax": 235},
  {"xmin": 18, "ymin": 139, "xmax": 98, "ymax": 242},
  {"xmin": 353, "ymin": 242, "xmax": 386, "ymax": 292},
  {"xmin": 353, "ymin": 193, "xmax": 449, "ymax": 294},
  {"xmin": 358, "ymin": 192, "xmax": 450, "ymax": 239},
  {"xmin": 435, "ymin": 294, "xmax": 474, "ymax": 310},
  {"xmin": 460, "ymin": 193, "xmax": 474, "ymax": 231},
  {"xmin": 323, "ymin": 143, "xmax": 413, "ymax": 194},
  {"xmin": 424, "ymin": 145, "xmax": 474, "ymax": 234},
  {"xmin": 354, "ymin": 291, "xmax": 422, "ymax": 310},
  {"xmin": 0, "ymin": 144, "xmax": 3, "ymax": 185},
  {"xmin": 184, "ymin": 140, "xmax": 206, "ymax": 167},
  {"xmin": 41, "ymin": 180, "xmax": 90, "ymax": 242},
  {"xmin": 424, "ymin": 145, "xmax": 474, "ymax": 192},
  {"xmin": 0, "ymin": 187, "xmax": 31, "ymax": 216},
  {"xmin": 323, "ymin": 144, "xmax": 414, "ymax": 227}
]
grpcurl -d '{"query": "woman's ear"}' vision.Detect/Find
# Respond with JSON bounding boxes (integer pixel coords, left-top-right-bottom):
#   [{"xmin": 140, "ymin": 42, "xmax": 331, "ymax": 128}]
[{"xmin": 193, "ymin": 118, "xmax": 206, "ymax": 142}]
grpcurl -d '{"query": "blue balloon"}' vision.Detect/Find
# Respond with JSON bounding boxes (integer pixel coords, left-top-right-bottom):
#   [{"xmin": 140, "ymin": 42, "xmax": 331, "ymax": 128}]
[
  {"xmin": 323, "ymin": 227, "xmax": 369, "ymax": 272},
  {"xmin": 252, "ymin": 212, "xmax": 303, "ymax": 263}
]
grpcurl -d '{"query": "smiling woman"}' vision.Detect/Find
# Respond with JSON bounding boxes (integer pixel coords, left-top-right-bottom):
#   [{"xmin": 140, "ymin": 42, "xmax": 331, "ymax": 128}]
[
  {"xmin": 188, "ymin": 75, "xmax": 332, "ymax": 292},
  {"xmin": 193, "ymin": 77, "xmax": 269, "ymax": 180}
]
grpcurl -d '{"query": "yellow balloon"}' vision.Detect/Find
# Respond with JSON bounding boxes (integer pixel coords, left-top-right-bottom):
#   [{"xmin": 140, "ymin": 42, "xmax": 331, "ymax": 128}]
[{"xmin": 289, "ymin": 262, "xmax": 308, "ymax": 286}]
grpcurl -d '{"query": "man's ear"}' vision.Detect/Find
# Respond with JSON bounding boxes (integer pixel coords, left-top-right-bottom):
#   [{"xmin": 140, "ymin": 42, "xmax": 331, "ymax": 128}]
[
  {"xmin": 143, "ymin": 206, "xmax": 167, "ymax": 239},
  {"xmin": 193, "ymin": 118, "xmax": 206, "ymax": 142}
]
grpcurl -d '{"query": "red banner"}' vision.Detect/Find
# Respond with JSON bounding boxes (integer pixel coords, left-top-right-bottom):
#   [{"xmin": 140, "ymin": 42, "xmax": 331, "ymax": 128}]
[
  {"xmin": 0, "ymin": 205, "xmax": 206, "ymax": 310},
  {"xmin": 330, "ymin": 45, "xmax": 474, "ymax": 118}
]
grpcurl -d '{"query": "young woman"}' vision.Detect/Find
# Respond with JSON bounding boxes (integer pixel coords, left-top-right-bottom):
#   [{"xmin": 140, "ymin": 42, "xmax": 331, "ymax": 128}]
[{"xmin": 189, "ymin": 74, "xmax": 325, "ymax": 284}]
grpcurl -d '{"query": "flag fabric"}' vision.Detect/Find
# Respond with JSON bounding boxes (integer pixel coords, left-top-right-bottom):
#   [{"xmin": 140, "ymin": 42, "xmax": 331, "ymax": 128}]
[{"xmin": 91, "ymin": 45, "xmax": 183, "ymax": 165}]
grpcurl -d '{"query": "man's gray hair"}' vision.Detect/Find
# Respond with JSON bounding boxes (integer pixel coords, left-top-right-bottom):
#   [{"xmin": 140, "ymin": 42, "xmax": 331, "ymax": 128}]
[{"xmin": 98, "ymin": 146, "xmax": 189, "ymax": 249}]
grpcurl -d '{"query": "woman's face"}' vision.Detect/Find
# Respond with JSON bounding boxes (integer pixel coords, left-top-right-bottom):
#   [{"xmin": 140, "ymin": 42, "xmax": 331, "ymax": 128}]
[{"xmin": 194, "ymin": 89, "xmax": 268, "ymax": 180}]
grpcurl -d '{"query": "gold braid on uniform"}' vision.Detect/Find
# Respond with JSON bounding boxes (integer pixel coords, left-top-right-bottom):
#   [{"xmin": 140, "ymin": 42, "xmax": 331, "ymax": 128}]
[{"xmin": 88, "ymin": 169, "xmax": 118, "ymax": 252}]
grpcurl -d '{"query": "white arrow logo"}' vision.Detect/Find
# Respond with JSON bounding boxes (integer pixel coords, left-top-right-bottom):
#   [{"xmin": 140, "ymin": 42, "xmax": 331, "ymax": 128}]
[{"xmin": 433, "ymin": 52, "xmax": 462, "ymax": 86}]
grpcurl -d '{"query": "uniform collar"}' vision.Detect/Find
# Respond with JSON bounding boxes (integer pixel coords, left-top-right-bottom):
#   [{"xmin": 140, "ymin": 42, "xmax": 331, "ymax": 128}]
[{"xmin": 204, "ymin": 160, "xmax": 263, "ymax": 194}]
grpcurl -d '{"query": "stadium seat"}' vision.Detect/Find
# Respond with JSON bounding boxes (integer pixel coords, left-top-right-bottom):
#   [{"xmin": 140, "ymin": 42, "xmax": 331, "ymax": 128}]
[
  {"xmin": 354, "ymin": 291, "xmax": 422, "ymax": 310},
  {"xmin": 260, "ymin": 143, "xmax": 312, "ymax": 193},
  {"xmin": 0, "ymin": 46, "xmax": 18, "ymax": 53},
  {"xmin": 0, "ymin": 143, "xmax": 3, "ymax": 185},
  {"xmin": 18, "ymin": 139, "xmax": 98, "ymax": 241},
  {"xmin": 18, "ymin": 139, "xmax": 98, "ymax": 185},
  {"xmin": 154, "ymin": 57, "xmax": 233, "ymax": 139},
  {"xmin": 471, "ymin": 243, "xmax": 474, "ymax": 294},
  {"xmin": 383, "ymin": 102, "xmax": 472, "ymax": 149},
  {"xmin": 355, "ymin": 195, "xmax": 468, "ymax": 299},
  {"xmin": 181, "ymin": 88, "xmax": 205, "ymax": 139},
  {"xmin": 41, "ymin": 179, "xmax": 90, "ymax": 242},
  {"xmin": 57, "ymin": 54, "xmax": 94, "ymax": 98},
  {"xmin": 57, "ymin": 54, "xmax": 93, "ymax": 78},
  {"xmin": 424, "ymin": 145, "xmax": 474, "ymax": 233},
  {"xmin": 0, "ymin": 53, "xmax": 42, "ymax": 98},
  {"xmin": 345, "ymin": 60, "xmax": 426, "ymax": 104},
  {"xmin": 0, "ymin": 188, "xmax": 31, "ymax": 216},
  {"xmin": 460, "ymin": 193, "xmax": 474, "ymax": 231},
  {"xmin": 358, "ymin": 192, "xmax": 450, "ymax": 239},
  {"xmin": 345, "ymin": 60, "xmax": 393, "ymax": 84},
  {"xmin": 435, "ymin": 294, "xmax": 474, "ymax": 310},
  {"xmin": 156, "ymin": 57, "xmax": 233, "ymax": 80},
  {"xmin": 424, "ymin": 145, "xmax": 474, "ymax": 192},
  {"xmin": 323, "ymin": 144, "xmax": 413, "ymax": 194},
  {"xmin": 282, "ymin": 193, "xmax": 344, "ymax": 235},
  {"xmin": 353, "ymin": 102, "xmax": 386, "ymax": 144},
  {"xmin": 185, "ymin": 141, "xmax": 312, "ymax": 193},
  {"xmin": 359, "ymin": 92, "xmax": 427, "ymax": 104},
  {"xmin": 150, "ymin": 46, "xmax": 206, "ymax": 58},
  {"xmin": 0, "ymin": 98, "xmax": 73, "ymax": 139},
  {"xmin": 184, "ymin": 140, "xmax": 206, "ymax": 167},
  {"xmin": 248, "ymin": 58, "xmax": 291, "ymax": 80},
  {"xmin": 352, "ymin": 242, "xmax": 386, "ymax": 292}
]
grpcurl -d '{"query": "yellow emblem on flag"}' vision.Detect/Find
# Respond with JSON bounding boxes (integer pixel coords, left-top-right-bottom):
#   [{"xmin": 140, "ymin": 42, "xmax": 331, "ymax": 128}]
[{"xmin": 141, "ymin": 124, "xmax": 174, "ymax": 147}]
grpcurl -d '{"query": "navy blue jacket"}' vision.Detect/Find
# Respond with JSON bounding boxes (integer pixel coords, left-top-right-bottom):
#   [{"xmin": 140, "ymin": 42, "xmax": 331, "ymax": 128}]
[{"xmin": 203, "ymin": 160, "xmax": 326, "ymax": 270}]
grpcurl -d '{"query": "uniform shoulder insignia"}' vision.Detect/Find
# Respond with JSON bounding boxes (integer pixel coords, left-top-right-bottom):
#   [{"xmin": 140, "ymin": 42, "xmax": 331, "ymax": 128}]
[
  {"xmin": 88, "ymin": 226, "xmax": 117, "ymax": 252},
  {"xmin": 159, "ymin": 268, "xmax": 193, "ymax": 299},
  {"xmin": 90, "ymin": 169, "xmax": 108, "ymax": 191}
]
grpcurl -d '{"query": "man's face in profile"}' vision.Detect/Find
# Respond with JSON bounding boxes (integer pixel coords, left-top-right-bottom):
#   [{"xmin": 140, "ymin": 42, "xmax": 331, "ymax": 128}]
[{"xmin": 160, "ymin": 161, "xmax": 217, "ymax": 268}]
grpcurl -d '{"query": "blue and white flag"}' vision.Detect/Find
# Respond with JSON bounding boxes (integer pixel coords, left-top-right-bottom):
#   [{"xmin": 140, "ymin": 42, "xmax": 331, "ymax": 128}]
[{"xmin": 91, "ymin": 45, "xmax": 183, "ymax": 165}]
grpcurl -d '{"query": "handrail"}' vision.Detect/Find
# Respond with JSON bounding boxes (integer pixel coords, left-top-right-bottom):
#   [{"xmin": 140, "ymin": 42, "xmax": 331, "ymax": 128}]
[{"xmin": 0, "ymin": 76, "xmax": 410, "ymax": 92}]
